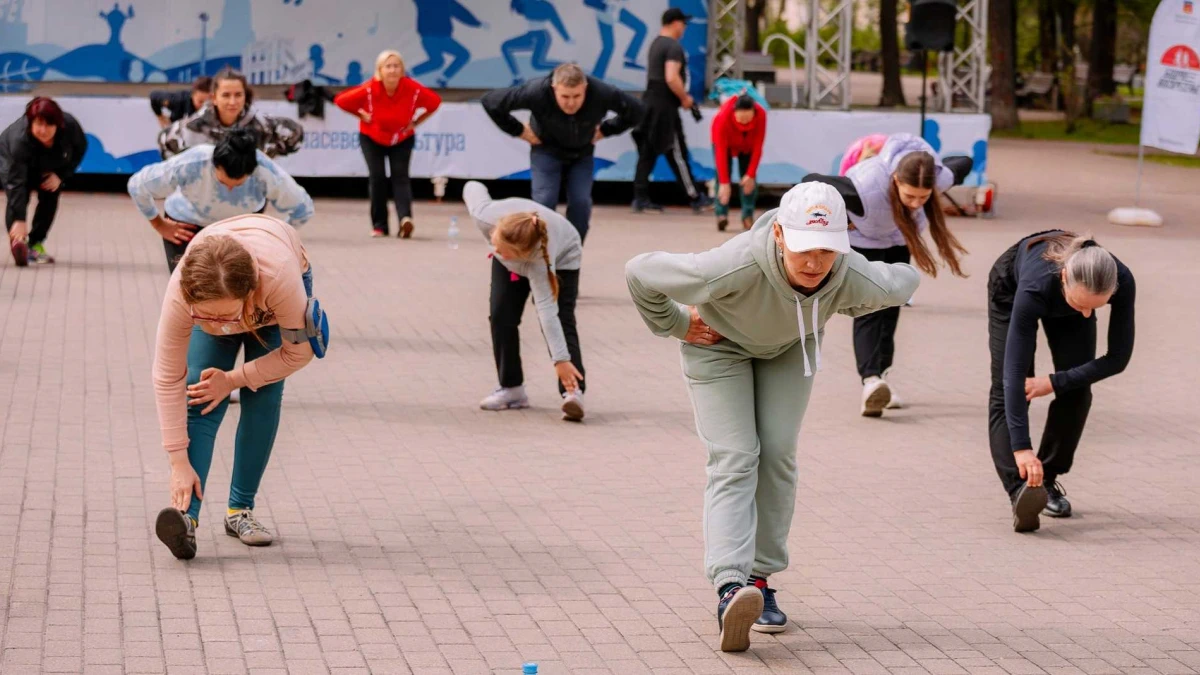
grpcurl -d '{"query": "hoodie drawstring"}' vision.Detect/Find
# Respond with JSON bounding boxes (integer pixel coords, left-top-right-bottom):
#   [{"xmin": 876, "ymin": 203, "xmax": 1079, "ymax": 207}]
[{"xmin": 795, "ymin": 297, "xmax": 822, "ymax": 377}]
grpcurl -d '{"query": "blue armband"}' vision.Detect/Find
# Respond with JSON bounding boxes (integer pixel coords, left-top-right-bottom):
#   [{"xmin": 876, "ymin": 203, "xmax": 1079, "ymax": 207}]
[{"xmin": 281, "ymin": 297, "xmax": 329, "ymax": 358}]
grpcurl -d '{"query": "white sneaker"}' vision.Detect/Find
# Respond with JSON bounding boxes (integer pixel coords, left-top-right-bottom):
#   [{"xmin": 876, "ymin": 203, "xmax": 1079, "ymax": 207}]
[
  {"xmin": 480, "ymin": 386, "xmax": 530, "ymax": 411},
  {"xmin": 561, "ymin": 391, "xmax": 585, "ymax": 421},
  {"xmin": 861, "ymin": 376, "xmax": 891, "ymax": 417}
]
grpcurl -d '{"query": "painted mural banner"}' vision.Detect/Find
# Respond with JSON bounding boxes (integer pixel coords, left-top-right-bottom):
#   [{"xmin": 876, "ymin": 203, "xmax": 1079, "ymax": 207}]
[
  {"xmin": 0, "ymin": 95, "xmax": 991, "ymax": 185},
  {"xmin": 0, "ymin": 0, "xmax": 708, "ymax": 98}
]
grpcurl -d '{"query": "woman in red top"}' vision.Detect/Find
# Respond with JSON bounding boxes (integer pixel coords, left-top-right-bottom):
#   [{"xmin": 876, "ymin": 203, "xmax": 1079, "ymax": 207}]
[
  {"xmin": 710, "ymin": 94, "xmax": 766, "ymax": 232},
  {"xmin": 334, "ymin": 50, "xmax": 442, "ymax": 239}
]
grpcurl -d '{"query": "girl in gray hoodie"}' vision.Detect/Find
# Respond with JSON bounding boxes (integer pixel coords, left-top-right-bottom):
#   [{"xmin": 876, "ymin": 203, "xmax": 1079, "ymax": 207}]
[{"xmin": 626, "ymin": 182, "xmax": 920, "ymax": 652}]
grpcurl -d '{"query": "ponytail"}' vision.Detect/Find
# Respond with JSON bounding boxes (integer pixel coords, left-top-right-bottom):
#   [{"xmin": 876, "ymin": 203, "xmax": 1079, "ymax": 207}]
[
  {"xmin": 536, "ymin": 217, "xmax": 559, "ymax": 300},
  {"xmin": 494, "ymin": 211, "xmax": 559, "ymax": 299},
  {"xmin": 888, "ymin": 152, "xmax": 969, "ymax": 278},
  {"xmin": 1027, "ymin": 231, "xmax": 1118, "ymax": 296}
]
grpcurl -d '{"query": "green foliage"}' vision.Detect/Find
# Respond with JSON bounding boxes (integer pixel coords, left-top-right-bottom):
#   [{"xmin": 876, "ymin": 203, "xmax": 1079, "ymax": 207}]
[{"xmin": 992, "ymin": 118, "xmax": 1141, "ymax": 144}]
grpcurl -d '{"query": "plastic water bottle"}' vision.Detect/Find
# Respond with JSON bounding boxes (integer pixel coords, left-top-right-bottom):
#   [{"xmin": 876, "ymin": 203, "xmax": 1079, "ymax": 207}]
[
  {"xmin": 447, "ymin": 216, "xmax": 460, "ymax": 250},
  {"xmin": 522, "ymin": 664, "xmax": 537, "ymax": 675}
]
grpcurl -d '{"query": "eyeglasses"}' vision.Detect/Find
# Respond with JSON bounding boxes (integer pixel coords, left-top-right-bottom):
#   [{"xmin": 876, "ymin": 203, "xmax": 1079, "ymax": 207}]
[{"xmin": 190, "ymin": 304, "xmax": 243, "ymax": 324}]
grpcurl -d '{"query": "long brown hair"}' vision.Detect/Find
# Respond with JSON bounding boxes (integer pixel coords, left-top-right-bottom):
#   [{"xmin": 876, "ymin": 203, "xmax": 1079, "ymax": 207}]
[
  {"xmin": 888, "ymin": 152, "xmax": 968, "ymax": 277},
  {"xmin": 179, "ymin": 235, "xmax": 264, "ymax": 343},
  {"xmin": 494, "ymin": 212, "xmax": 558, "ymax": 299},
  {"xmin": 1026, "ymin": 231, "xmax": 1118, "ymax": 295}
]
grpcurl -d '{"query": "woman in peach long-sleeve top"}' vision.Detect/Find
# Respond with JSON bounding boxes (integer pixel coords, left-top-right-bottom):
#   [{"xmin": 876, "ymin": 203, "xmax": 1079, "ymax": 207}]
[{"xmin": 152, "ymin": 214, "xmax": 317, "ymax": 560}]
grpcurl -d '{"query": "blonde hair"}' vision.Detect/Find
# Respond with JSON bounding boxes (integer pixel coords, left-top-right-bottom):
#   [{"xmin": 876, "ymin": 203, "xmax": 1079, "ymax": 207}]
[
  {"xmin": 374, "ymin": 50, "xmax": 405, "ymax": 80},
  {"xmin": 551, "ymin": 63, "xmax": 587, "ymax": 87},
  {"xmin": 494, "ymin": 213, "xmax": 558, "ymax": 299},
  {"xmin": 1027, "ymin": 231, "xmax": 1118, "ymax": 296},
  {"xmin": 179, "ymin": 235, "xmax": 265, "ymax": 343}
]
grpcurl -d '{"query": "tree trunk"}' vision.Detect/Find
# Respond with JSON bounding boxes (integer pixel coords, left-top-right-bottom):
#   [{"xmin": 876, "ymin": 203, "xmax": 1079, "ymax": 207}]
[
  {"xmin": 745, "ymin": 0, "xmax": 764, "ymax": 53},
  {"xmin": 1086, "ymin": 0, "xmax": 1117, "ymax": 102},
  {"xmin": 1038, "ymin": 0, "xmax": 1056, "ymax": 72},
  {"xmin": 988, "ymin": 0, "xmax": 1020, "ymax": 128},
  {"xmin": 880, "ymin": 0, "xmax": 907, "ymax": 106},
  {"xmin": 1056, "ymin": 0, "xmax": 1081, "ymax": 130}
]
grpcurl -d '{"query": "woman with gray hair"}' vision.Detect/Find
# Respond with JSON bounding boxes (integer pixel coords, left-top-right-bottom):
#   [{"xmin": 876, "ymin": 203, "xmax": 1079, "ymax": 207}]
[{"xmin": 988, "ymin": 231, "xmax": 1136, "ymax": 533}]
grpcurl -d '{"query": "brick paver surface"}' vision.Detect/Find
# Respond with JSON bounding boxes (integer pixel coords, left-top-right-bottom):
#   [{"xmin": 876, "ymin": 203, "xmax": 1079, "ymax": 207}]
[{"xmin": 2, "ymin": 139, "xmax": 1199, "ymax": 674}]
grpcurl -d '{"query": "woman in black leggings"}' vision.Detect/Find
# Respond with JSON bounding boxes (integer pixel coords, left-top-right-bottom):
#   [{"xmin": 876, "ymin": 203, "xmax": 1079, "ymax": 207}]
[{"xmin": 988, "ymin": 231, "xmax": 1136, "ymax": 533}]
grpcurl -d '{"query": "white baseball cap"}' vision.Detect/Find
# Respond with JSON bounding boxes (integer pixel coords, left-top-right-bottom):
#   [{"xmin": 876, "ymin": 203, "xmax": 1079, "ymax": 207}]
[{"xmin": 775, "ymin": 182, "xmax": 851, "ymax": 254}]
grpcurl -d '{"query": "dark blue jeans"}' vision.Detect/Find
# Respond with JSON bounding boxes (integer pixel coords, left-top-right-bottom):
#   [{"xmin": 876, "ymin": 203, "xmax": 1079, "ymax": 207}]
[{"xmin": 530, "ymin": 149, "xmax": 594, "ymax": 242}]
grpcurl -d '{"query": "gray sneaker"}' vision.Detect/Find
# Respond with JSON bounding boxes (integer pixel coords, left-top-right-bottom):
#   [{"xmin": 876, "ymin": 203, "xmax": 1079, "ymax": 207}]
[
  {"xmin": 224, "ymin": 509, "xmax": 274, "ymax": 546},
  {"xmin": 480, "ymin": 386, "xmax": 529, "ymax": 411},
  {"xmin": 561, "ymin": 391, "xmax": 585, "ymax": 421}
]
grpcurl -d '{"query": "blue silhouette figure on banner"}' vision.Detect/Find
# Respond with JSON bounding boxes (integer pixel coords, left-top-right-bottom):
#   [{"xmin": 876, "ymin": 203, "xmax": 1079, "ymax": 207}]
[
  {"xmin": 101, "ymin": 3, "xmax": 134, "ymax": 45},
  {"xmin": 42, "ymin": 2, "xmax": 164, "ymax": 83},
  {"xmin": 345, "ymin": 61, "xmax": 365, "ymax": 85},
  {"xmin": 308, "ymin": 44, "xmax": 341, "ymax": 84},
  {"xmin": 410, "ymin": 0, "xmax": 484, "ymax": 88},
  {"xmin": 672, "ymin": 0, "xmax": 707, "ymax": 101},
  {"xmin": 966, "ymin": 139, "xmax": 988, "ymax": 186},
  {"xmin": 501, "ymin": 0, "xmax": 571, "ymax": 85},
  {"xmin": 585, "ymin": 0, "xmax": 646, "ymax": 79},
  {"xmin": 922, "ymin": 118, "xmax": 942, "ymax": 152}
]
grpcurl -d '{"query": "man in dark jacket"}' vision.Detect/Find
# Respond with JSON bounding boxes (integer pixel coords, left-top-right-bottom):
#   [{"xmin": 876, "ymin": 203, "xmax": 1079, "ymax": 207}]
[
  {"xmin": 1, "ymin": 97, "xmax": 87, "ymax": 266},
  {"xmin": 481, "ymin": 63, "xmax": 643, "ymax": 242},
  {"xmin": 150, "ymin": 76, "xmax": 213, "ymax": 128}
]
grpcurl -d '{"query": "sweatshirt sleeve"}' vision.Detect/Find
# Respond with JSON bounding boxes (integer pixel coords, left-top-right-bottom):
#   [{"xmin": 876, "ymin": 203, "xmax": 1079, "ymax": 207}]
[
  {"xmin": 415, "ymin": 83, "xmax": 442, "ymax": 116},
  {"xmin": 746, "ymin": 106, "xmax": 767, "ymax": 178},
  {"xmin": 526, "ymin": 263, "xmax": 572, "ymax": 363},
  {"xmin": 1049, "ymin": 273, "xmax": 1136, "ymax": 393},
  {"xmin": 152, "ymin": 281, "xmax": 198, "ymax": 453},
  {"xmin": 1, "ymin": 142, "xmax": 31, "ymax": 222},
  {"xmin": 837, "ymin": 257, "xmax": 921, "ymax": 318},
  {"xmin": 1003, "ymin": 289, "xmax": 1044, "ymax": 451},
  {"xmin": 481, "ymin": 83, "xmax": 537, "ymax": 137},
  {"xmin": 625, "ymin": 251, "xmax": 713, "ymax": 340},
  {"xmin": 259, "ymin": 153, "xmax": 315, "ymax": 226},
  {"xmin": 149, "ymin": 90, "xmax": 172, "ymax": 117},
  {"xmin": 333, "ymin": 84, "xmax": 369, "ymax": 114},
  {"xmin": 59, "ymin": 117, "xmax": 88, "ymax": 180},
  {"xmin": 225, "ymin": 271, "xmax": 315, "ymax": 392},
  {"xmin": 597, "ymin": 85, "xmax": 644, "ymax": 138},
  {"xmin": 712, "ymin": 111, "xmax": 732, "ymax": 184},
  {"xmin": 127, "ymin": 154, "xmax": 182, "ymax": 220}
]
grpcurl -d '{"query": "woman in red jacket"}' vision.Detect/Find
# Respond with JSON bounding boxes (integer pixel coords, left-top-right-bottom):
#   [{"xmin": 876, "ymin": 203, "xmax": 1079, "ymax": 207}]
[
  {"xmin": 711, "ymin": 94, "xmax": 766, "ymax": 232},
  {"xmin": 334, "ymin": 51, "xmax": 442, "ymax": 239}
]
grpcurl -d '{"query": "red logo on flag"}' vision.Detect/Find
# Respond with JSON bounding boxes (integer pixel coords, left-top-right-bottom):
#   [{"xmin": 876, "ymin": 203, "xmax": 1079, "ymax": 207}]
[
  {"xmin": 1161, "ymin": 45, "xmax": 1200, "ymax": 70},
  {"xmin": 1185, "ymin": 0, "xmax": 1194, "ymax": 14}
]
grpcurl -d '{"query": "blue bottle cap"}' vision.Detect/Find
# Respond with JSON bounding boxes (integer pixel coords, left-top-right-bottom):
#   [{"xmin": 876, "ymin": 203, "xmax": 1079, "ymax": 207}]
[{"xmin": 522, "ymin": 663, "xmax": 538, "ymax": 675}]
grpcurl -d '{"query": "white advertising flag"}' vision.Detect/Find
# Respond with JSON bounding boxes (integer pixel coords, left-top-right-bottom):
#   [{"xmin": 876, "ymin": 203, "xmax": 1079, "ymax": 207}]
[{"xmin": 1140, "ymin": 0, "xmax": 1200, "ymax": 153}]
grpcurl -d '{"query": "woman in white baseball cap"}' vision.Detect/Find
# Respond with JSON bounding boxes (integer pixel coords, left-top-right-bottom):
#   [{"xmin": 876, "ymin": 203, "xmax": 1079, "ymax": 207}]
[
  {"xmin": 806, "ymin": 133, "xmax": 970, "ymax": 417},
  {"xmin": 625, "ymin": 182, "xmax": 920, "ymax": 653}
]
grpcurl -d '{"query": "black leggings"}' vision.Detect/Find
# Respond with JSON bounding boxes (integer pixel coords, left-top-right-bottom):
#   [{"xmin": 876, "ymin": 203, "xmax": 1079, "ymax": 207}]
[
  {"xmin": 488, "ymin": 257, "xmax": 585, "ymax": 395},
  {"xmin": 852, "ymin": 245, "xmax": 911, "ymax": 379},
  {"xmin": 987, "ymin": 245, "xmax": 1095, "ymax": 496},
  {"xmin": 4, "ymin": 184, "xmax": 59, "ymax": 247},
  {"xmin": 359, "ymin": 133, "xmax": 415, "ymax": 234}
]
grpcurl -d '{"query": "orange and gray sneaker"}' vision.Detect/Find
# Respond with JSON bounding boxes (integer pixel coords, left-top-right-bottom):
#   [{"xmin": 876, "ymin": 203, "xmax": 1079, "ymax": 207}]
[
  {"xmin": 10, "ymin": 238, "xmax": 28, "ymax": 267},
  {"xmin": 224, "ymin": 509, "xmax": 274, "ymax": 546}
]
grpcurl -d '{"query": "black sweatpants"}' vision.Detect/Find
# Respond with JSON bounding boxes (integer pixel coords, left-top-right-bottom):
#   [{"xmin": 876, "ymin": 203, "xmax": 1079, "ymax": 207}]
[
  {"xmin": 633, "ymin": 103, "xmax": 699, "ymax": 202},
  {"xmin": 987, "ymin": 246, "xmax": 1095, "ymax": 497},
  {"xmin": 359, "ymin": 133, "xmax": 415, "ymax": 234},
  {"xmin": 489, "ymin": 257, "xmax": 585, "ymax": 395},
  {"xmin": 852, "ymin": 245, "xmax": 911, "ymax": 379},
  {"xmin": 4, "ymin": 184, "xmax": 60, "ymax": 247}
]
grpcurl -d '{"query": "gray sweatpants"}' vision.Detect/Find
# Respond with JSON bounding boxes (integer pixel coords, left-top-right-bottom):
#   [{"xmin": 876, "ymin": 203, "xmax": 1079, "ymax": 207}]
[{"xmin": 681, "ymin": 338, "xmax": 815, "ymax": 591}]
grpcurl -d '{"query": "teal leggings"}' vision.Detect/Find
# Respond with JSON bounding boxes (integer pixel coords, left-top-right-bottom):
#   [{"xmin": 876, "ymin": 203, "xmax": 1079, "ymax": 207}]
[{"xmin": 184, "ymin": 325, "xmax": 284, "ymax": 523}]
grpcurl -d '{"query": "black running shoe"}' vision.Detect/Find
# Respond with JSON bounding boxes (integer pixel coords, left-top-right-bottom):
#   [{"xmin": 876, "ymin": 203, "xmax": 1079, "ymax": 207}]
[
  {"xmin": 1011, "ymin": 482, "xmax": 1048, "ymax": 533},
  {"xmin": 717, "ymin": 216, "xmax": 728, "ymax": 231},
  {"xmin": 1043, "ymin": 481, "xmax": 1072, "ymax": 518},
  {"xmin": 750, "ymin": 577, "xmax": 787, "ymax": 634},
  {"xmin": 631, "ymin": 198, "xmax": 664, "ymax": 213},
  {"xmin": 716, "ymin": 584, "xmax": 763, "ymax": 652},
  {"xmin": 691, "ymin": 193, "xmax": 715, "ymax": 213},
  {"xmin": 155, "ymin": 508, "xmax": 197, "ymax": 560}
]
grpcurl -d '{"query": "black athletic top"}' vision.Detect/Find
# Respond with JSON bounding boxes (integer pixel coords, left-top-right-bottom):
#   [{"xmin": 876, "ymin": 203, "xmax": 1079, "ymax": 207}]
[
  {"xmin": 645, "ymin": 36, "xmax": 686, "ymax": 105},
  {"xmin": 1002, "ymin": 232, "xmax": 1136, "ymax": 450}
]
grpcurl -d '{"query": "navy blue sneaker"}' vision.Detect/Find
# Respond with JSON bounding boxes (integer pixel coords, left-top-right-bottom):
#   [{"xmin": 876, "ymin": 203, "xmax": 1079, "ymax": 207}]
[
  {"xmin": 750, "ymin": 577, "xmax": 787, "ymax": 633},
  {"xmin": 716, "ymin": 584, "xmax": 762, "ymax": 652}
]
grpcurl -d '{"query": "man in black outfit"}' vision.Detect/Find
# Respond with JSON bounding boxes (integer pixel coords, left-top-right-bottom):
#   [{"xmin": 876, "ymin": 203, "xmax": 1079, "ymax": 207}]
[
  {"xmin": 482, "ymin": 63, "xmax": 644, "ymax": 242},
  {"xmin": 150, "ymin": 76, "xmax": 213, "ymax": 128},
  {"xmin": 632, "ymin": 8, "xmax": 712, "ymax": 213}
]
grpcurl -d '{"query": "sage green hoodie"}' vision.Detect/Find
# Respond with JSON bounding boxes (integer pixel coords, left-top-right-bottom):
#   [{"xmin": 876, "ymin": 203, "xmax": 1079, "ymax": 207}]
[{"xmin": 626, "ymin": 209, "xmax": 921, "ymax": 373}]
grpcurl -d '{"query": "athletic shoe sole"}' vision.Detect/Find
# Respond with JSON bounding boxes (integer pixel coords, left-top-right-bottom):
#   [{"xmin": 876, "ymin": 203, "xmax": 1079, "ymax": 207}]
[
  {"xmin": 480, "ymin": 399, "xmax": 530, "ymax": 411},
  {"xmin": 719, "ymin": 587, "xmax": 763, "ymax": 652},
  {"xmin": 861, "ymin": 382, "xmax": 892, "ymax": 417},
  {"xmin": 751, "ymin": 620, "xmax": 787, "ymax": 634},
  {"xmin": 1012, "ymin": 484, "xmax": 1048, "ymax": 533},
  {"xmin": 717, "ymin": 218, "xmax": 728, "ymax": 231},
  {"xmin": 155, "ymin": 508, "xmax": 197, "ymax": 560},
  {"xmin": 561, "ymin": 398, "xmax": 584, "ymax": 422},
  {"xmin": 399, "ymin": 219, "xmax": 415, "ymax": 239},
  {"xmin": 11, "ymin": 241, "xmax": 28, "ymax": 267}
]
